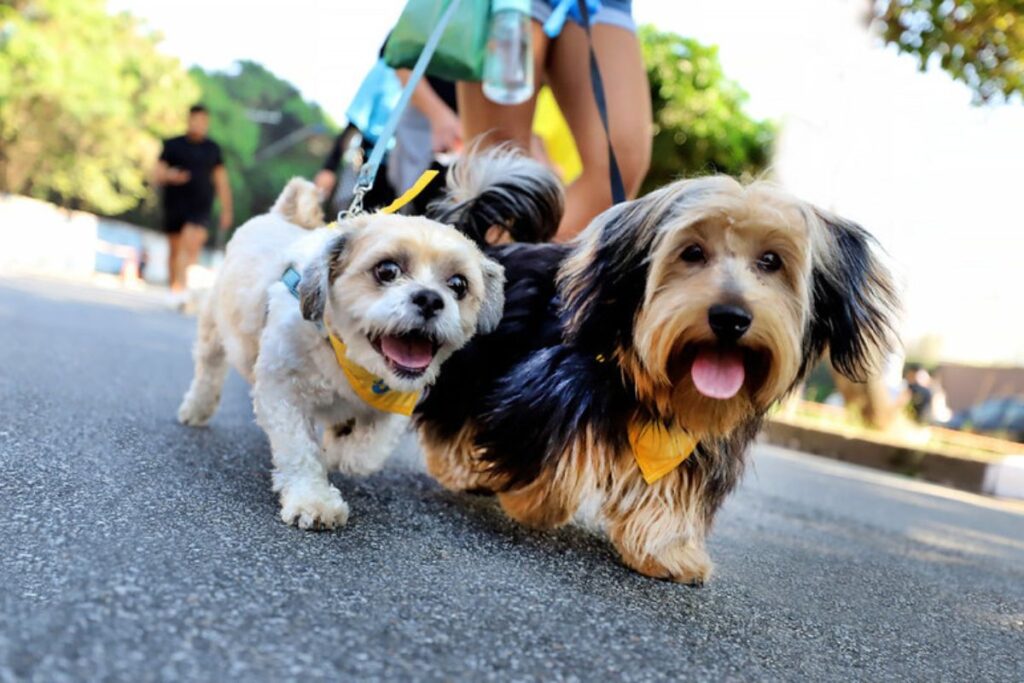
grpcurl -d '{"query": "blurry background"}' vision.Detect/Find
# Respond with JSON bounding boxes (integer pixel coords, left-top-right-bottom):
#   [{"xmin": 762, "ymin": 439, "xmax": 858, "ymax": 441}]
[{"xmin": 2, "ymin": 0, "xmax": 1023, "ymax": 453}]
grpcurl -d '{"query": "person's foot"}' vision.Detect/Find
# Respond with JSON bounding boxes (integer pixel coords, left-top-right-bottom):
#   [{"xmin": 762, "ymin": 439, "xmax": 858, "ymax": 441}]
[{"xmin": 165, "ymin": 289, "xmax": 188, "ymax": 312}]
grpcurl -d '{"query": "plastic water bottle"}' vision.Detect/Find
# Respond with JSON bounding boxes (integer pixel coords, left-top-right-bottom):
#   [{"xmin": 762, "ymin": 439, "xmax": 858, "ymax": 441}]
[{"xmin": 482, "ymin": 0, "xmax": 534, "ymax": 105}]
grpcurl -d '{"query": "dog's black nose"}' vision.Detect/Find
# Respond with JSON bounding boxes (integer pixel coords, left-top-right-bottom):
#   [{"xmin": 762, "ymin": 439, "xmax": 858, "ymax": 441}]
[
  {"xmin": 412, "ymin": 289, "xmax": 445, "ymax": 318},
  {"xmin": 708, "ymin": 304, "xmax": 752, "ymax": 342}
]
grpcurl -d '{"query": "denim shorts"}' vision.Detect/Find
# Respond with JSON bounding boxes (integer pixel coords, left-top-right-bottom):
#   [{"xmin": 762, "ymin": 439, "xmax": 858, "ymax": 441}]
[{"xmin": 531, "ymin": 0, "xmax": 636, "ymax": 33}]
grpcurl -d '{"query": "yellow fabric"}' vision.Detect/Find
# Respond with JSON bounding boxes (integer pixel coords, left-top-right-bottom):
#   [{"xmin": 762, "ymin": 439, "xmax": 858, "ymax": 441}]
[
  {"xmin": 326, "ymin": 333, "xmax": 421, "ymax": 417},
  {"xmin": 380, "ymin": 169, "xmax": 440, "ymax": 215},
  {"xmin": 627, "ymin": 420, "xmax": 697, "ymax": 485},
  {"xmin": 532, "ymin": 87, "xmax": 582, "ymax": 184}
]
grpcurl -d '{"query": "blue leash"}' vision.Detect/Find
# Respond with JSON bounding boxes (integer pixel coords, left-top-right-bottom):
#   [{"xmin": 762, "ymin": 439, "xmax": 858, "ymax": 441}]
[{"xmin": 345, "ymin": 0, "xmax": 464, "ymax": 218}]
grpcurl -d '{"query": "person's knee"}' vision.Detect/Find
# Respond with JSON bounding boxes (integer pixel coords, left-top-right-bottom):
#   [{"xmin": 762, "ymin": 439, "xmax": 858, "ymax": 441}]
[
  {"xmin": 610, "ymin": 130, "xmax": 651, "ymax": 197},
  {"xmin": 183, "ymin": 225, "xmax": 208, "ymax": 250},
  {"xmin": 578, "ymin": 134, "xmax": 651, "ymax": 201}
]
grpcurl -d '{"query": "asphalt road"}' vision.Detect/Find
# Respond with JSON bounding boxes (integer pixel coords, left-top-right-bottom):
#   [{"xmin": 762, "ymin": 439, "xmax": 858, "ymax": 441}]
[{"xmin": 1, "ymin": 275, "xmax": 1023, "ymax": 682}]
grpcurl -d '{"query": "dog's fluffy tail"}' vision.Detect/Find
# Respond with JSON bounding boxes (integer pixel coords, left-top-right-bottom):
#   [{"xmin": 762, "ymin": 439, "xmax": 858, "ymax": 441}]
[
  {"xmin": 428, "ymin": 144, "xmax": 564, "ymax": 245},
  {"xmin": 272, "ymin": 177, "xmax": 325, "ymax": 229}
]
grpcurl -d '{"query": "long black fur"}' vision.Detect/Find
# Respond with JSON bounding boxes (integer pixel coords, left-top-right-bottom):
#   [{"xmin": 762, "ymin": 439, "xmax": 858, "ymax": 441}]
[
  {"xmin": 427, "ymin": 146, "xmax": 564, "ymax": 244},
  {"xmin": 799, "ymin": 209, "xmax": 898, "ymax": 381}
]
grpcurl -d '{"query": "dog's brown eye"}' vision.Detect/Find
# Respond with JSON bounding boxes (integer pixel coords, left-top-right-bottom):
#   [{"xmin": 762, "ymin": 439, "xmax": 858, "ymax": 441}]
[
  {"xmin": 757, "ymin": 251, "xmax": 782, "ymax": 273},
  {"xmin": 373, "ymin": 260, "xmax": 402, "ymax": 284},
  {"xmin": 447, "ymin": 274, "xmax": 468, "ymax": 300},
  {"xmin": 680, "ymin": 244, "xmax": 706, "ymax": 263}
]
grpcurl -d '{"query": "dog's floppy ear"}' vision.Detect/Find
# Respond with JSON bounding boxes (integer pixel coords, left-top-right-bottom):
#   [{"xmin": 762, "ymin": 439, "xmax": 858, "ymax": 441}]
[
  {"xmin": 802, "ymin": 208, "xmax": 899, "ymax": 381},
  {"xmin": 559, "ymin": 180, "xmax": 715, "ymax": 354},
  {"xmin": 558, "ymin": 201, "xmax": 646, "ymax": 354},
  {"xmin": 299, "ymin": 232, "xmax": 348, "ymax": 323},
  {"xmin": 476, "ymin": 256, "xmax": 506, "ymax": 334}
]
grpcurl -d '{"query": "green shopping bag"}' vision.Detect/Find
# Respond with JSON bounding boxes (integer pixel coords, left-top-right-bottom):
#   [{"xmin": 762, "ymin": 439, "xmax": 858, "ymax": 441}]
[{"xmin": 384, "ymin": 0, "xmax": 491, "ymax": 82}]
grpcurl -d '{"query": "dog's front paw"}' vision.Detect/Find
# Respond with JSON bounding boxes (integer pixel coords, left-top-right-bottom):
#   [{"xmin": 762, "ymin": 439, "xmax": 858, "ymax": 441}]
[
  {"xmin": 177, "ymin": 397, "xmax": 215, "ymax": 427},
  {"xmin": 621, "ymin": 542, "xmax": 713, "ymax": 586},
  {"xmin": 278, "ymin": 483, "xmax": 350, "ymax": 530}
]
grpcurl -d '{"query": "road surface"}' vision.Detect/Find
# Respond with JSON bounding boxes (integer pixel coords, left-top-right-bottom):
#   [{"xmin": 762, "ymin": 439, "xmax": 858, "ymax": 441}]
[{"xmin": 1, "ymin": 275, "xmax": 1022, "ymax": 682}]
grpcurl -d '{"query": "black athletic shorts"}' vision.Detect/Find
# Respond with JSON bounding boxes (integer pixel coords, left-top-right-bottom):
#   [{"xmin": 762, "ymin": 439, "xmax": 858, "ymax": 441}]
[{"xmin": 162, "ymin": 204, "xmax": 211, "ymax": 234}]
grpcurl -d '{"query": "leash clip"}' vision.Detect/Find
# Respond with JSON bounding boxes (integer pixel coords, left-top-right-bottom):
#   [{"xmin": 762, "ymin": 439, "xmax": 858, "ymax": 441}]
[{"xmin": 342, "ymin": 183, "xmax": 369, "ymax": 220}]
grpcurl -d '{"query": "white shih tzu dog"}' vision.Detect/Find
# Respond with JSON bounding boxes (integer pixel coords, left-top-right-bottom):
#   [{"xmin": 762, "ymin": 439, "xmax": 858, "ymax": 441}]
[{"xmin": 177, "ymin": 174, "xmax": 521, "ymax": 530}]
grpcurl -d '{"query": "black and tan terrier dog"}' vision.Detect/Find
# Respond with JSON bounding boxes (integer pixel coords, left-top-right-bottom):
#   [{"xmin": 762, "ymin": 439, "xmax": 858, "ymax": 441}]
[{"xmin": 417, "ymin": 150, "xmax": 898, "ymax": 585}]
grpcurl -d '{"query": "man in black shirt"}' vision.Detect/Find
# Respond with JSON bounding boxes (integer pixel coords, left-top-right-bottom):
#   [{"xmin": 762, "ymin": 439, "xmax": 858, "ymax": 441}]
[{"xmin": 155, "ymin": 104, "xmax": 233, "ymax": 295}]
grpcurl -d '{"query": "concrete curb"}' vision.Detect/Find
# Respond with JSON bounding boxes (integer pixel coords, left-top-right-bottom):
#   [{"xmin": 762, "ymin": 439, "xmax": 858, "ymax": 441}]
[
  {"xmin": 762, "ymin": 421, "xmax": 1024, "ymax": 499},
  {"xmin": 983, "ymin": 456, "xmax": 1024, "ymax": 499}
]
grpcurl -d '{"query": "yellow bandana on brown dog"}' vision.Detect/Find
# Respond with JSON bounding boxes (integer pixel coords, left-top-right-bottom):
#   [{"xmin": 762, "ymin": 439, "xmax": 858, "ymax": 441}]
[{"xmin": 627, "ymin": 420, "xmax": 697, "ymax": 484}]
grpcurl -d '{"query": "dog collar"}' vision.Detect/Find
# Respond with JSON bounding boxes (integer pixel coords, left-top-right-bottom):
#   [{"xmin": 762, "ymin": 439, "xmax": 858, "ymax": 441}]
[
  {"xmin": 281, "ymin": 266, "xmax": 421, "ymax": 417},
  {"xmin": 627, "ymin": 420, "xmax": 697, "ymax": 484}
]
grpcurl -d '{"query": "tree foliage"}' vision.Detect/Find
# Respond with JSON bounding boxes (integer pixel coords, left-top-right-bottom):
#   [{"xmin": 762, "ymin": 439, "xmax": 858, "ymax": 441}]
[
  {"xmin": 874, "ymin": 0, "xmax": 1024, "ymax": 103},
  {"xmin": 189, "ymin": 62, "xmax": 335, "ymax": 229},
  {"xmin": 639, "ymin": 25, "xmax": 774, "ymax": 194},
  {"xmin": 0, "ymin": 0, "xmax": 198, "ymax": 213}
]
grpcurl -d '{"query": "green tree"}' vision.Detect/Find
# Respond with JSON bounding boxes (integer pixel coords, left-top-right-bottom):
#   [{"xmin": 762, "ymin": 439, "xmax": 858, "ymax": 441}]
[
  {"xmin": 873, "ymin": 0, "xmax": 1024, "ymax": 103},
  {"xmin": 190, "ymin": 61, "xmax": 336, "ymax": 228},
  {"xmin": 0, "ymin": 0, "xmax": 197, "ymax": 213},
  {"xmin": 640, "ymin": 25, "xmax": 774, "ymax": 194}
]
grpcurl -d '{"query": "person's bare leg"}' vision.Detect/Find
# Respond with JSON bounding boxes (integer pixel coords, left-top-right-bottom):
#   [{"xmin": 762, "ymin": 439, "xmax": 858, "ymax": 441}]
[
  {"xmin": 167, "ymin": 232, "xmax": 185, "ymax": 292},
  {"xmin": 457, "ymin": 21, "xmax": 549, "ymax": 151},
  {"xmin": 546, "ymin": 23, "xmax": 652, "ymax": 241},
  {"xmin": 180, "ymin": 222, "xmax": 209, "ymax": 288}
]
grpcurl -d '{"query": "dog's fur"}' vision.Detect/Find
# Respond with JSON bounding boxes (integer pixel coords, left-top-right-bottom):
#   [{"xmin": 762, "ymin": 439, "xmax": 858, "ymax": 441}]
[
  {"xmin": 177, "ymin": 176, "xmax": 510, "ymax": 529},
  {"xmin": 416, "ymin": 155, "xmax": 899, "ymax": 584}
]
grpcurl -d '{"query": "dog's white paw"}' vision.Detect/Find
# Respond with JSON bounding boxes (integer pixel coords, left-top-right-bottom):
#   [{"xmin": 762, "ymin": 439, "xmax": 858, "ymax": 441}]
[
  {"xmin": 177, "ymin": 398, "xmax": 214, "ymax": 427},
  {"xmin": 278, "ymin": 483, "xmax": 350, "ymax": 530}
]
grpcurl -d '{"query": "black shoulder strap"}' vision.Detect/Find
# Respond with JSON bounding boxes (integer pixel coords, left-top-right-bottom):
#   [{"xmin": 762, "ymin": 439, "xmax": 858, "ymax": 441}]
[{"xmin": 576, "ymin": 0, "xmax": 627, "ymax": 205}]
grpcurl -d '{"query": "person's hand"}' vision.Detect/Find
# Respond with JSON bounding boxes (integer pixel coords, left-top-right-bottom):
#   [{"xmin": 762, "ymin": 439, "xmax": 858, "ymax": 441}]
[
  {"xmin": 166, "ymin": 167, "xmax": 191, "ymax": 185},
  {"xmin": 219, "ymin": 209, "xmax": 233, "ymax": 231},
  {"xmin": 314, "ymin": 169, "xmax": 337, "ymax": 200},
  {"xmin": 429, "ymin": 107, "xmax": 462, "ymax": 153}
]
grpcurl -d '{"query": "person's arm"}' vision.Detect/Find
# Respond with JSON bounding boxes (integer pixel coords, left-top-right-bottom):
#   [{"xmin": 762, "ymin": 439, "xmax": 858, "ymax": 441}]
[
  {"xmin": 395, "ymin": 69, "xmax": 461, "ymax": 153},
  {"xmin": 154, "ymin": 160, "xmax": 190, "ymax": 186},
  {"xmin": 213, "ymin": 165, "xmax": 233, "ymax": 230},
  {"xmin": 315, "ymin": 124, "xmax": 358, "ymax": 198}
]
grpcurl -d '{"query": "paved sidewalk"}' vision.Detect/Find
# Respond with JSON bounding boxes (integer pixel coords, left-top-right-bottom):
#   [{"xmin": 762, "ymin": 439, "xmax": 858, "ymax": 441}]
[{"xmin": 1, "ymin": 276, "xmax": 1022, "ymax": 682}]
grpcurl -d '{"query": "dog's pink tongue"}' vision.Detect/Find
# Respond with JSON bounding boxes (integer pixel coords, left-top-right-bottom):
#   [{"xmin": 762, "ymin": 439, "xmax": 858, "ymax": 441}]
[
  {"xmin": 380, "ymin": 335, "xmax": 434, "ymax": 369},
  {"xmin": 691, "ymin": 348, "xmax": 745, "ymax": 399}
]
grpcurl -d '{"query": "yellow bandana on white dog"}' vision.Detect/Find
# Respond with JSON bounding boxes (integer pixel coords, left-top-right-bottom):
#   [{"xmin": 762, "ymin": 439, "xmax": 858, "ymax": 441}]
[
  {"xmin": 628, "ymin": 420, "xmax": 697, "ymax": 484},
  {"xmin": 326, "ymin": 333, "xmax": 421, "ymax": 417}
]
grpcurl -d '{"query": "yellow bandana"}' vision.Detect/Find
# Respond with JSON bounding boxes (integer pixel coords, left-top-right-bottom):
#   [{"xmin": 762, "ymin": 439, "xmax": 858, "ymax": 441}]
[
  {"xmin": 326, "ymin": 333, "xmax": 421, "ymax": 417},
  {"xmin": 627, "ymin": 420, "xmax": 697, "ymax": 484}
]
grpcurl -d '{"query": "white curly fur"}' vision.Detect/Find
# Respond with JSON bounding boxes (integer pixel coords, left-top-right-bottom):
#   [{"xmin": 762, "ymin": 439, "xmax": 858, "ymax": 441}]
[{"xmin": 177, "ymin": 180, "xmax": 501, "ymax": 530}]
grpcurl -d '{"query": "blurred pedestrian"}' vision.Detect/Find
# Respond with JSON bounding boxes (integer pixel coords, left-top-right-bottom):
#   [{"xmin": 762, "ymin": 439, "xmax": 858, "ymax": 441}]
[
  {"xmin": 315, "ymin": 56, "xmax": 402, "ymax": 214},
  {"xmin": 458, "ymin": 0, "xmax": 651, "ymax": 241},
  {"xmin": 903, "ymin": 364, "xmax": 934, "ymax": 424},
  {"xmin": 154, "ymin": 104, "xmax": 233, "ymax": 300}
]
